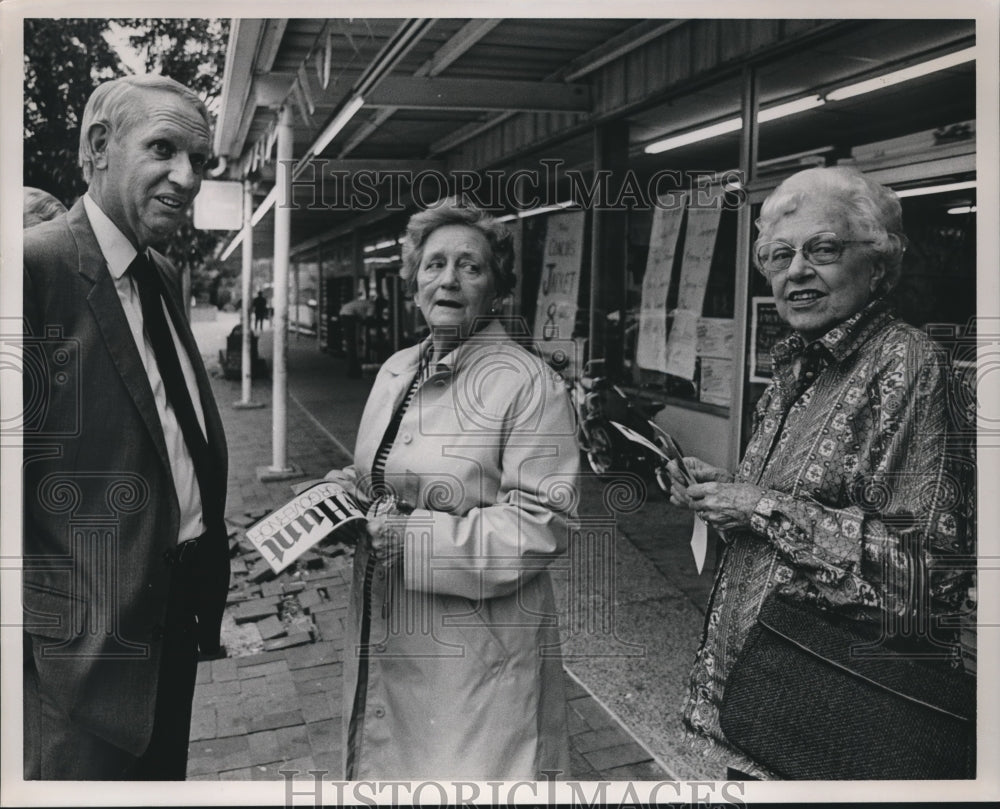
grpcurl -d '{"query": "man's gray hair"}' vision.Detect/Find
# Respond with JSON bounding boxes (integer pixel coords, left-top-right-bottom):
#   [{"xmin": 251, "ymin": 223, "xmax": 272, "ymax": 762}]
[{"xmin": 78, "ymin": 74, "xmax": 211, "ymax": 182}]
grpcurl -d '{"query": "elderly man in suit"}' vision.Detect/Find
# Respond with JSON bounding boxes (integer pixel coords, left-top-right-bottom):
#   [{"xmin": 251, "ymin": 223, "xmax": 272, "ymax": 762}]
[{"xmin": 22, "ymin": 74, "xmax": 229, "ymax": 780}]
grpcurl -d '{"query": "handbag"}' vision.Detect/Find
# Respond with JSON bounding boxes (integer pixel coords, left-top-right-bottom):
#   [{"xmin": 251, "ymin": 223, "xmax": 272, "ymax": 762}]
[{"xmin": 719, "ymin": 593, "xmax": 976, "ymax": 780}]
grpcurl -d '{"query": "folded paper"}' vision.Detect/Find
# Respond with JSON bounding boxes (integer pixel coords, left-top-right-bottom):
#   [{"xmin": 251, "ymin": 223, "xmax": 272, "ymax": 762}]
[{"xmin": 246, "ymin": 482, "xmax": 366, "ymax": 573}]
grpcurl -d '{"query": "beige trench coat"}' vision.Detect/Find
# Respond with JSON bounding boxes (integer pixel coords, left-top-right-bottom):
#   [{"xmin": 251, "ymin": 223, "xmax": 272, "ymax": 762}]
[{"xmin": 338, "ymin": 321, "xmax": 579, "ymax": 780}]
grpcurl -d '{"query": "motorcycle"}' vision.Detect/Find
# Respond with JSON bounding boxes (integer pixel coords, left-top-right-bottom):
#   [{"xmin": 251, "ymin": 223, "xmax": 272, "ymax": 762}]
[{"xmin": 570, "ymin": 360, "xmax": 680, "ymax": 496}]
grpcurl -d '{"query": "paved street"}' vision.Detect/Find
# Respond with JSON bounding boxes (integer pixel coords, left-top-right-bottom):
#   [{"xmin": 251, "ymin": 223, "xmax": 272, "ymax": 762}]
[{"xmin": 188, "ymin": 308, "xmax": 719, "ymax": 781}]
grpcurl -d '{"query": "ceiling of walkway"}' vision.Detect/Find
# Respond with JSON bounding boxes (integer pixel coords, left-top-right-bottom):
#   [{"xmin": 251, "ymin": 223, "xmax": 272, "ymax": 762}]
[{"xmin": 213, "ymin": 17, "xmax": 976, "ymax": 264}]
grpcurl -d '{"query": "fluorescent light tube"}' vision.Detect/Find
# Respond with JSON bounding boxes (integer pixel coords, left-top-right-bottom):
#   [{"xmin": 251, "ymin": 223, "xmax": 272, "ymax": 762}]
[
  {"xmin": 517, "ymin": 201, "xmax": 579, "ymax": 219},
  {"xmin": 644, "ymin": 118, "xmax": 742, "ymax": 154},
  {"xmin": 313, "ymin": 94, "xmax": 365, "ymax": 155},
  {"xmin": 758, "ymin": 94, "xmax": 825, "ymax": 122},
  {"xmin": 827, "ymin": 47, "xmax": 976, "ymax": 101},
  {"xmin": 895, "ymin": 180, "xmax": 976, "ymax": 198},
  {"xmin": 644, "ymin": 95, "xmax": 825, "ymax": 154}
]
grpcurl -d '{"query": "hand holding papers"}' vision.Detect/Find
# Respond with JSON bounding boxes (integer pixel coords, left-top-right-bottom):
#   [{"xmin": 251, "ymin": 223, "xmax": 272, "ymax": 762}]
[
  {"xmin": 247, "ymin": 482, "xmax": 367, "ymax": 573},
  {"xmin": 647, "ymin": 422, "xmax": 695, "ymax": 486},
  {"xmin": 609, "ymin": 421, "xmax": 709, "ymax": 573},
  {"xmin": 609, "ymin": 420, "xmax": 669, "ymax": 461}
]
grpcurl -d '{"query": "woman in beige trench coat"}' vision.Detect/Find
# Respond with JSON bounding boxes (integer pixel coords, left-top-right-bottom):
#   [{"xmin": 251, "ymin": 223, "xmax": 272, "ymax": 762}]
[{"xmin": 325, "ymin": 198, "xmax": 580, "ymax": 780}]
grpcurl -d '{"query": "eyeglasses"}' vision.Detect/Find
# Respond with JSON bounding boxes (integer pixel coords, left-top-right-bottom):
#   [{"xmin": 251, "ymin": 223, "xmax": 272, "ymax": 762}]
[{"xmin": 754, "ymin": 232, "xmax": 875, "ymax": 278}]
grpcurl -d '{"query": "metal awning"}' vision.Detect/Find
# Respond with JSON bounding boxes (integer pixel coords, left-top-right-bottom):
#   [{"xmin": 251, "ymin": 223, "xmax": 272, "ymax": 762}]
[{"xmin": 212, "ymin": 17, "xmax": 975, "ymax": 262}]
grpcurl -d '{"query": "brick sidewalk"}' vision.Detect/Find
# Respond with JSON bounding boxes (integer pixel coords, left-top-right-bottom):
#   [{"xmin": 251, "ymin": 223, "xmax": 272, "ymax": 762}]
[{"xmin": 186, "ymin": 352, "xmax": 669, "ymax": 781}]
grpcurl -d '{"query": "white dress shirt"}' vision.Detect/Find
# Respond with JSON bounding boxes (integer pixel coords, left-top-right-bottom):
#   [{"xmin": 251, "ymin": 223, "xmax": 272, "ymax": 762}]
[{"xmin": 83, "ymin": 194, "xmax": 207, "ymax": 542}]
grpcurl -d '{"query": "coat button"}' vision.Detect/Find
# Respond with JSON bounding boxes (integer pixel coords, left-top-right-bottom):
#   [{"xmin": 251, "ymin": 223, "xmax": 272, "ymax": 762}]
[
  {"xmin": 374, "ymin": 642, "xmax": 387, "ymax": 653},
  {"xmin": 373, "ymin": 706, "xmax": 386, "ymax": 718},
  {"xmin": 376, "ymin": 569, "xmax": 386, "ymax": 580},
  {"xmin": 401, "ymin": 433, "xmax": 412, "ymax": 444}
]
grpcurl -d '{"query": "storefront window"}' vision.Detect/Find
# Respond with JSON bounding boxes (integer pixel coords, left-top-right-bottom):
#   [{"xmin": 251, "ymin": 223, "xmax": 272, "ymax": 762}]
[
  {"xmin": 895, "ymin": 190, "xmax": 977, "ymax": 330},
  {"xmin": 624, "ymin": 188, "xmax": 740, "ymax": 414},
  {"xmin": 361, "ymin": 232, "xmax": 406, "ymax": 358}
]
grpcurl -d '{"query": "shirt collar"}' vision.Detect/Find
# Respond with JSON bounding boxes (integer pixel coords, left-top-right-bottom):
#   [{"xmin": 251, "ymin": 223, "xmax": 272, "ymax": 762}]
[
  {"xmin": 83, "ymin": 193, "xmax": 139, "ymax": 280},
  {"xmin": 772, "ymin": 297, "xmax": 895, "ymax": 365}
]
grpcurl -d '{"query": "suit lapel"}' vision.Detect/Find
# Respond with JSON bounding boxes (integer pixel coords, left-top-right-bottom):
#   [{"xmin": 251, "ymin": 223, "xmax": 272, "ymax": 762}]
[{"xmin": 68, "ymin": 203, "xmax": 175, "ymax": 481}]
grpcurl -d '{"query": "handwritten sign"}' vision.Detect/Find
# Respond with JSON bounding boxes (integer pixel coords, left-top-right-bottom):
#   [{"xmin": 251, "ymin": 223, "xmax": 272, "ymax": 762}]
[
  {"xmin": 246, "ymin": 482, "xmax": 366, "ymax": 573},
  {"xmin": 664, "ymin": 309, "xmax": 699, "ymax": 380},
  {"xmin": 534, "ymin": 211, "xmax": 585, "ymax": 359},
  {"xmin": 665, "ymin": 197, "xmax": 723, "ymax": 380},
  {"xmin": 697, "ymin": 317, "xmax": 734, "ymax": 359},
  {"xmin": 677, "ymin": 204, "xmax": 723, "ymax": 313},
  {"xmin": 636, "ymin": 199, "xmax": 685, "ymax": 372},
  {"xmin": 749, "ymin": 297, "xmax": 787, "ymax": 382},
  {"xmin": 699, "ymin": 357, "xmax": 733, "ymax": 407}
]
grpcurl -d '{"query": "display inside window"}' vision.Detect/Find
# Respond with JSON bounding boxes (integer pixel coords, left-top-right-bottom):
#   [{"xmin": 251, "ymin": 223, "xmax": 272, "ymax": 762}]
[
  {"xmin": 318, "ymin": 242, "xmax": 359, "ymax": 354},
  {"xmin": 625, "ymin": 190, "xmax": 738, "ymax": 412},
  {"xmin": 748, "ymin": 296, "xmax": 783, "ymax": 383},
  {"xmin": 532, "ymin": 211, "xmax": 587, "ymax": 365}
]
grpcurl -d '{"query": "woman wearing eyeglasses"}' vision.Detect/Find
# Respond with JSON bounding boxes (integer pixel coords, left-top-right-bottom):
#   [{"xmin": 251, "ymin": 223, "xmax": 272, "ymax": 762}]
[{"xmin": 666, "ymin": 166, "xmax": 975, "ymax": 779}]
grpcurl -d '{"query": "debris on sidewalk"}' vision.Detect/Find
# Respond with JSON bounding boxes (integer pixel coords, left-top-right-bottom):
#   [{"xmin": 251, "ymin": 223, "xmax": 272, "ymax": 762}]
[{"xmin": 219, "ymin": 510, "xmax": 352, "ymax": 660}]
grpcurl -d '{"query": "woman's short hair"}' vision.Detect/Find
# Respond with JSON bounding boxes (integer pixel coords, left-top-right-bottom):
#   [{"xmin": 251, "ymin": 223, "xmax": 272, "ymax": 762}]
[
  {"xmin": 23, "ymin": 187, "xmax": 68, "ymax": 228},
  {"xmin": 78, "ymin": 75, "xmax": 211, "ymax": 182},
  {"xmin": 400, "ymin": 197, "xmax": 516, "ymax": 297},
  {"xmin": 755, "ymin": 166, "xmax": 907, "ymax": 295}
]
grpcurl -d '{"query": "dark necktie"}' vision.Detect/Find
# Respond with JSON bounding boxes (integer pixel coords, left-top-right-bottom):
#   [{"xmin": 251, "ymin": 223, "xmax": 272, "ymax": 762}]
[{"xmin": 129, "ymin": 252, "xmax": 218, "ymax": 525}]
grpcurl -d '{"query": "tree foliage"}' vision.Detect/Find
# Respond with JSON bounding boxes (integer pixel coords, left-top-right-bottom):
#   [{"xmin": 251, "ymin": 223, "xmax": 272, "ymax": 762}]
[
  {"xmin": 23, "ymin": 17, "xmax": 231, "ymax": 283},
  {"xmin": 23, "ymin": 19, "xmax": 122, "ymax": 203},
  {"xmin": 124, "ymin": 18, "xmax": 228, "ymax": 105}
]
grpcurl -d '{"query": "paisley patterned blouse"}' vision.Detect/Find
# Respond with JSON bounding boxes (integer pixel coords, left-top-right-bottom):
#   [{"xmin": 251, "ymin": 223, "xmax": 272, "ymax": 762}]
[{"xmin": 682, "ymin": 298, "xmax": 975, "ymax": 778}]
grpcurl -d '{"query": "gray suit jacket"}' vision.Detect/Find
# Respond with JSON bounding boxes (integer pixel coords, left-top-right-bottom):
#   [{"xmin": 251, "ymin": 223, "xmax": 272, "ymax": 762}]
[{"xmin": 22, "ymin": 199, "xmax": 229, "ymax": 755}]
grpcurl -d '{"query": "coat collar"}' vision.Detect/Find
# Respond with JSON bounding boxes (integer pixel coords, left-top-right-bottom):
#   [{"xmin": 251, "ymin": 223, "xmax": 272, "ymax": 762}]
[
  {"xmin": 81, "ymin": 193, "xmax": 137, "ymax": 280},
  {"xmin": 65, "ymin": 199, "xmax": 109, "ymax": 285},
  {"xmin": 382, "ymin": 319, "xmax": 514, "ymax": 378}
]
